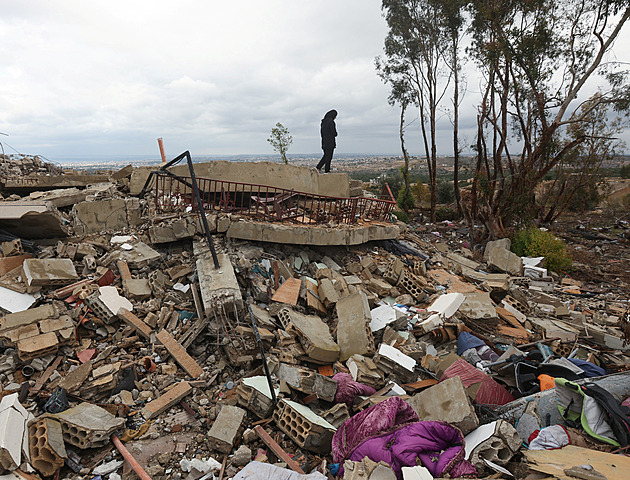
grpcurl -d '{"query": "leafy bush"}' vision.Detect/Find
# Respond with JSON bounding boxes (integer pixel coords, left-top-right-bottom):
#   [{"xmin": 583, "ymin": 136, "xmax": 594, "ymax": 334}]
[
  {"xmin": 511, "ymin": 227, "xmax": 572, "ymax": 273},
  {"xmin": 437, "ymin": 179, "xmax": 455, "ymax": 204},
  {"xmin": 397, "ymin": 187, "xmax": 415, "ymax": 213},
  {"xmin": 410, "ymin": 182, "xmax": 430, "ymax": 207},
  {"xmin": 393, "ymin": 209, "xmax": 409, "ymax": 223}
]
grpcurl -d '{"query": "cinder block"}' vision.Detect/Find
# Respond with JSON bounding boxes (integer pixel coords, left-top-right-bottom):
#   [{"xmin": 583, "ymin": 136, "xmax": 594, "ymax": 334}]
[
  {"xmin": 236, "ymin": 376, "xmax": 276, "ymax": 419},
  {"xmin": 29, "ymin": 418, "xmax": 67, "ymax": 477},
  {"xmin": 50, "ymin": 402, "xmax": 125, "ymax": 449},
  {"xmin": 273, "ymin": 399, "xmax": 335, "ymax": 454},
  {"xmin": 275, "ymin": 363, "xmax": 337, "ymax": 402},
  {"xmin": 398, "ymin": 271, "xmax": 426, "ymax": 301},
  {"xmin": 207, "ymin": 405, "xmax": 246, "ymax": 453},
  {"xmin": 322, "ymin": 403, "xmax": 350, "ymax": 429},
  {"xmin": 383, "ymin": 258, "xmax": 405, "ymax": 286},
  {"xmin": 467, "ymin": 419, "xmax": 521, "ymax": 470},
  {"xmin": 407, "ymin": 376, "xmax": 479, "ymax": 435}
]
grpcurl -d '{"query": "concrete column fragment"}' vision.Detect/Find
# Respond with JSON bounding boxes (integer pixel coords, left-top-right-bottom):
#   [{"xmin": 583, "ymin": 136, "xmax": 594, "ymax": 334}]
[
  {"xmin": 207, "ymin": 405, "xmax": 247, "ymax": 453},
  {"xmin": 336, "ymin": 291, "xmax": 375, "ymax": 361},
  {"xmin": 195, "ymin": 245, "xmax": 243, "ymax": 314}
]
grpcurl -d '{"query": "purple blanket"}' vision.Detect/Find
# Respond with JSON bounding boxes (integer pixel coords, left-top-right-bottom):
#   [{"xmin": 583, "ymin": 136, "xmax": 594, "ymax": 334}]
[
  {"xmin": 332, "ymin": 396, "xmax": 477, "ymax": 478},
  {"xmin": 333, "ymin": 373, "xmax": 376, "ymax": 407},
  {"xmin": 332, "ymin": 396, "xmax": 418, "ymax": 463}
]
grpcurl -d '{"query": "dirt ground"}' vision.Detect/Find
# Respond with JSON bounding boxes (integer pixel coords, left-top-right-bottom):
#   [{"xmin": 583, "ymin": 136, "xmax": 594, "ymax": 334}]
[{"xmin": 552, "ymin": 211, "xmax": 630, "ymax": 291}]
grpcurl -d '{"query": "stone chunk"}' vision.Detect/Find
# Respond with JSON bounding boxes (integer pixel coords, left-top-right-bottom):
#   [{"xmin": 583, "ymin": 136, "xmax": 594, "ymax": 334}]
[
  {"xmin": 488, "ymin": 246, "xmax": 523, "ymax": 276},
  {"xmin": 407, "ymin": 376, "xmax": 479, "ymax": 435},
  {"xmin": 156, "ymin": 329, "xmax": 204, "ymax": 378},
  {"xmin": 142, "ymin": 381, "xmax": 192, "ymax": 419},
  {"xmin": 207, "ymin": 405, "xmax": 246, "ymax": 453},
  {"xmin": 22, "ymin": 258, "xmax": 79, "ymax": 286},
  {"xmin": 17, "ymin": 332, "xmax": 59, "ymax": 361},
  {"xmin": 278, "ymin": 307, "xmax": 339, "ymax": 364},
  {"xmin": 336, "ymin": 291, "xmax": 375, "ymax": 361}
]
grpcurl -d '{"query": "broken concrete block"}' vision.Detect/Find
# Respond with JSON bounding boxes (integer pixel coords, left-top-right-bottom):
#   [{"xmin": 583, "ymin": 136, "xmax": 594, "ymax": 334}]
[
  {"xmin": 374, "ymin": 344, "xmax": 416, "ymax": 383},
  {"xmin": 73, "ymin": 197, "xmax": 142, "ymax": 234},
  {"xmin": 0, "ymin": 393, "xmax": 31, "ymax": 472},
  {"xmin": 347, "ymin": 354, "xmax": 385, "ymax": 388},
  {"xmin": 207, "ymin": 405, "xmax": 246, "ymax": 453},
  {"xmin": 123, "ymin": 278, "xmax": 152, "ymax": 300},
  {"xmin": 22, "ymin": 258, "xmax": 79, "ymax": 286},
  {"xmin": 466, "ymin": 419, "xmax": 521, "ymax": 470},
  {"xmin": 29, "ymin": 418, "xmax": 67, "ymax": 477},
  {"xmin": 48, "ymin": 402, "xmax": 126, "ymax": 449},
  {"xmin": 336, "ymin": 291, "xmax": 375, "ymax": 361},
  {"xmin": 407, "ymin": 376, "xmax": 479, "ymax": 435},
  {"xmin": 114, "ymin": 241, "xmax": 162, "ymax": 268},
  {"xmin": 236, "ymin": 376, "xmax": 278, "ymax": 419},
  {"xmin": 274, "ymin": 363, "xmax": 338, "ymax": 402},
  {"xmin": 369, "ymin": 304, "xmax": 406, "ymax": 333},
  {"xmin": 156, "ymin": 329, "xmax": 204, "ymax": 378},
  {"xmin": 366, "ymin": 278, "xmax": 393, "ymax": 297},
  {"xmin": 488, "ymin": 246, "xmax": 523, "ymax": 276},
  {"xmin": 458, "ymin": 292, "xmax": 497, "ymax": 319},
  {"xmin": 484, "ymin": 238, "xmax": 511, "ymax": 262},
  {"xmin": 417, "ymin": 292, "xmax": 465, "ymax": 333},
  {"xmin": 195, "ymin": 246, "xmax": 243, "ymax": 314},
  {"xmin": 278, "ymin": 307, "xmax": 340, "ymax": 364},
  {"xmin": 318, "ymin": 277, "xmax": 339, "ymax": 308},
  {"xmin": 273, "ymin": 399, "xmax": 336, "ymax": 454},
  {"xmin": 17, "ymin": 332, "xmax": 59, "ymax": 361},
  {"xmin": 58, "ymin": 361, "xmax": 92, "ymax": 393},
  {"xmin": 0, "ymin": 254, "xmax": 32, "ymax": 277},
  {"xmin": 142, "ymin": 381, "xmax": 192, "ymax": 419},
  {"xmin": 343, "ymin": 457, "xmax": 397, "ymax": 480}
]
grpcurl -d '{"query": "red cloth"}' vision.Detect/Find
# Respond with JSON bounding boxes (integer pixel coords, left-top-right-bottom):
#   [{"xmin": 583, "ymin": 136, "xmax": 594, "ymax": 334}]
[{"xmin": 440, "ymin": 359, "xmax": 514, "ymax": 405}]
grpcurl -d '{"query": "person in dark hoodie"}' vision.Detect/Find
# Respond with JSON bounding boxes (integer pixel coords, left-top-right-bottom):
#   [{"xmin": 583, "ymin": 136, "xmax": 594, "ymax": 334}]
[{"xmin": 315, "ymin": 109, "xmax": 338, "ymax": 173}]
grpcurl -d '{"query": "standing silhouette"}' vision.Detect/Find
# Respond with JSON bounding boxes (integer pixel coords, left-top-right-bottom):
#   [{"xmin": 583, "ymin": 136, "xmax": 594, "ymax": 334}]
[{"xmin": 316, "ymin": 109, "xmax": 338, "ymax": 173}]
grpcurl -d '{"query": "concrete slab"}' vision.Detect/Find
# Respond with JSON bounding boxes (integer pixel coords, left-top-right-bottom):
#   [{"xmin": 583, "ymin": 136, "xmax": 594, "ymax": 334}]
[
  {"xmin": 407, "ymin": 376, "xmax": 479, "ymax": 435},
  {"xmin": 0, "ymin": 202, "xmax": 71, "ymax": 238},
  {"xmin": 488, "ymin": 246, "xmax": 523, "ymax": 276},
  {"xmin": 459, "ymin": 292, "xmax": 497, "ymax": 319},
  {"xmin": 23, "ymin": 258, "xmax": 79, "ymax": 286},
  {"xmin": 0, "ymin": 304, "xmax": 56, "ymax": 332}
]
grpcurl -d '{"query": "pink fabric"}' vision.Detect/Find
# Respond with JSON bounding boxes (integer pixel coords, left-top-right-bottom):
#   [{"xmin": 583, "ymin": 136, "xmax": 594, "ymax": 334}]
[
  {"xmin": 332, "ymin": 396, "xmax": 419, "ymax": 464},
  {"xmin": 333, "ymin": 373, "xmax": 377, "ymax": 407},
  {"xmin": 440, "ymin": 359, "xmax": 514, "ymax": 405}
]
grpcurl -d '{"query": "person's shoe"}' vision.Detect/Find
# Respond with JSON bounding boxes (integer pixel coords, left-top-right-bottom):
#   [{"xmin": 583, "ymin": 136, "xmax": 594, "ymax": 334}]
[{"xmin": 312, "ymin": 167, "xmax": 320, "ymax": 173}]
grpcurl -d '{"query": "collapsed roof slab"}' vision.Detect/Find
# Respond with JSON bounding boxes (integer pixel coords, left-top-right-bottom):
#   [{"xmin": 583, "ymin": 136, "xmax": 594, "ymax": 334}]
[
  {"xmin": 130, "ymin": 160, "xmax": 350, "ymax": 198},
  {"xmin": 0, "ymin": 202, "xmax": 71, "ymax": 238},
  {"xmin": 3, "ymin": 173, "xmax": 110, "ymax": 194},
  {"xmin": 225, "ymin": 218, "xmax": 400, "ymax": 246}
]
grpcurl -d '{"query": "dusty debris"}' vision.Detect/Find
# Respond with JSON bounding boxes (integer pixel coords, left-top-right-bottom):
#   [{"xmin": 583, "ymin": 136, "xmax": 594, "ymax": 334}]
[{"xmin": 0, "ymin": 159, "xmax": 628, "ymax": 480}]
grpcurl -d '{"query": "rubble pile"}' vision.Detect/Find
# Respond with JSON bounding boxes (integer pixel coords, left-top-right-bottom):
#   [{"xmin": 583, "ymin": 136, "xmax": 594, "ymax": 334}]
[
  {"xmin": 0, "ymin": 154, "xmax": 62, "ymax": 180},
  {"xmin": 0, "ymin": 162, "xmax": 629, "ymax": 480}
]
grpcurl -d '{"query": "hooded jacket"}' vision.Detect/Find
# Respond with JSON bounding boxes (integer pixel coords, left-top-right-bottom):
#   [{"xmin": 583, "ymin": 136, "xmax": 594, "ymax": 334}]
[{"xmin": 320, "ymin": 109, "xmax": 338, "ymax": 149}]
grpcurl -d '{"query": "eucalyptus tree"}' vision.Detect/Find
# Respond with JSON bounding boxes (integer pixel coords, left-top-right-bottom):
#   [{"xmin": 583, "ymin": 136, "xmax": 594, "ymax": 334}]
[
  {"xmin": 465, "ymin": 0, "xmax": 630, "ymax": 240},
  {"xmin": 378, "ymin": 0, "xmax": 453, "ymax": 221}
]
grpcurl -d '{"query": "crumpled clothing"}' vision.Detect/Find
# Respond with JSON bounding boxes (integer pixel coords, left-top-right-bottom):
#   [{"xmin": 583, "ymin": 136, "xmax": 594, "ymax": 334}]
[
  {"xmin": 348, "ymin": 421, "xmax": 477, "ymax": 479},
  {"xmin": 333, "ymin": 372, "xmax": 376, "ymax": 407},
  {"xmin": 332, "ymin": 396, "xmax": 419, "ymax": 464},
  {"xmin": 528, "ymin": 424, "xmax": 571, "ymax": 450}
]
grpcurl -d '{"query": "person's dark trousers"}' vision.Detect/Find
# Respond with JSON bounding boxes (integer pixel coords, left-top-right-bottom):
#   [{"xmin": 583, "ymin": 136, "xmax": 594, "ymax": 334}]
[{"xmin": 316, "ymin": 147, "xmax": 334, "ymax": 173}]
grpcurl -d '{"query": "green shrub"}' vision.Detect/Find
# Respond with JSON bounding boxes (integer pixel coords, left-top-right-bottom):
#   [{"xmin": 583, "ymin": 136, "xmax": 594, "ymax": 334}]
[
  {"xmin": 397, "ymin": 187, "xmax": 415, "ymax": 212},
  {"xmin": 393, "ymin": 209, "xmax": 409, "ymax": 223},
  {"xmin": 436, "ymin": 179, "xmax": 455, "ymax": 204},
  {"xmin": 512, "ymin": 227, "xmax": 572, "ymax": 273}
]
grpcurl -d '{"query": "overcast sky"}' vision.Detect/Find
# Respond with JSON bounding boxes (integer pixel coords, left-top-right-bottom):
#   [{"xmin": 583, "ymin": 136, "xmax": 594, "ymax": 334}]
[{"xmin": 1, "ymin": 1, "xmax": 629, "ymax": 161}]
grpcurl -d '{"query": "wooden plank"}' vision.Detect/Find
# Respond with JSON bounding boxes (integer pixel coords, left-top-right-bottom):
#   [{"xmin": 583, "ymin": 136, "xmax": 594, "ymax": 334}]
[
  {"xmin": 254, "ymin": 425, "xmax": 305, "ymax": 474},
  {"xmin": 29, "ymin": 355, "xmax": 63, "ymax": 396},
  {"xmin": 524, "ymin": 445, "xmax": 630, "ymax": 480},
  {"xmin": 142, "ymin": 381, "xmax": 192, "ymax": 419},
  {"xmin": 271, "ymin": 277, "xmax": 301, "ymax": 305},
  {"xmin": 117, "ymin": 308, "xmax": 152, "ymax": 339},
  {"xmin": 156, "ymin": 329, "xmax": 204, "ymax": 378}
]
